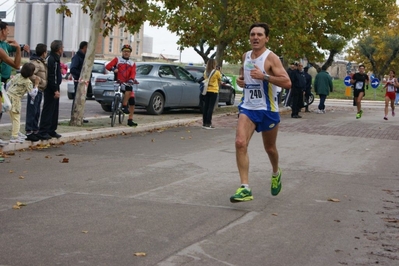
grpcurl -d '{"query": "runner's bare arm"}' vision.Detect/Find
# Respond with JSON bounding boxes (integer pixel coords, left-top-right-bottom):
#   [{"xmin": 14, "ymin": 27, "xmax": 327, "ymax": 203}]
[{"xmin": 266, "ymin": 52, "xmax": 291, "ymax": 89}]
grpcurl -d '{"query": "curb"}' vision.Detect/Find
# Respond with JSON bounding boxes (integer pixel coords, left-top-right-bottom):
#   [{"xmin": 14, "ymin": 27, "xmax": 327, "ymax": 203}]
[
  {"xmin": 1, "ymin": 117, "xmax": 202, "ymax": 153},
  {"xmin": 0, "ymin": 107, "xmax": 292, "ymax": 153}
]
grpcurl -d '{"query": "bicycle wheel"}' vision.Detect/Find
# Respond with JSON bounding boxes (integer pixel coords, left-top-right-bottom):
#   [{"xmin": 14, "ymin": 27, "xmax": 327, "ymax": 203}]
[
  {"xmin": 111, "ymin": 95, "xmax": 120, "ymax": 127},
  {"xmin": 118, "ymin": 99, "xmax": 125, "ymax": 124},
  {"xmin": 118, "ymin": 106, "xmax": 125, "ymax": 124}
]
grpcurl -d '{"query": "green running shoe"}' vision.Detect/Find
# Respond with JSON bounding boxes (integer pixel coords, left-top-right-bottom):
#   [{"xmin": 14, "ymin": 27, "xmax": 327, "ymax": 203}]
[
  {"xmin": 356, "ymin": 112, "xmax": 361, "ymax": 119},
  {"xmin": 230, "ymin": 186, "xmax": 253, "ymax": 203},
  {"xmin": 271, "ymin": 168, "xmax": 282, "ymax": 196}
]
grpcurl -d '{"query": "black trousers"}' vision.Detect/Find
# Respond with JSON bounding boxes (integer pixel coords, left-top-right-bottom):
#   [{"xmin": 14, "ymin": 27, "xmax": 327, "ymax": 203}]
[
  {"xmin": 202, "ymin": 92, "xmax": 218, "ymax": 126},
  {"xmin": 291, "ymin": 90, "xmax": 303, "ymax": 116},
  {"xmin": 39, "ymin": 88, "xmax": 60, "ymax": 135}
]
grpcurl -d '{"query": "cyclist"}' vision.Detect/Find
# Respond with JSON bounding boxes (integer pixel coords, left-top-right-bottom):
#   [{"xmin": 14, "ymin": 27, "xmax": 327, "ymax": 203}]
[{"xmin": 105, "ymin": 44, "xmax": 137, "ymax": 126}]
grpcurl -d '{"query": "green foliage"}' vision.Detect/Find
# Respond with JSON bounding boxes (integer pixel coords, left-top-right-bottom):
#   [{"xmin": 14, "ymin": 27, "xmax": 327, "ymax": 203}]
[
  {"xmin": 347, "ymin": 6, "xmax": 399, "ymax": 79},
  {"xmin": 154, "ymin": 0, "xmax": 396, "ymax": 67}
]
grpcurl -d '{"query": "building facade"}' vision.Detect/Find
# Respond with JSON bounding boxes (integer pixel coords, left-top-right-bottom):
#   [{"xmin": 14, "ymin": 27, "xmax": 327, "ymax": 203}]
[{"xmin": 13, "ymin": 0, "xmax": 144, "ymax": 60}]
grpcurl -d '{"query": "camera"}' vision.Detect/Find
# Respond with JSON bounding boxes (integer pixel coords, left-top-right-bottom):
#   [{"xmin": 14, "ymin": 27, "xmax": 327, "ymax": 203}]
[{"xmin": 19, "ymin": 44, "xmax": 25, "ymax": 51}]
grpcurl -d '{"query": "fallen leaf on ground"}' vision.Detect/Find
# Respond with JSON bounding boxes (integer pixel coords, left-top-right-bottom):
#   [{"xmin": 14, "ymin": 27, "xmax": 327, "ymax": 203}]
[
  {"xmin": 272, "ymin": 213, "xmax": 278, "ymax": 216},
  {"xmin": 328, "ymin": 198, "xmax": 340, "ymax": 202},
  {"xmin": 45, "ymin": 155, "xmax": 51, "ymax": 159},
  {"xmin": 82, "ymin": 230, "xmax": 89, "ymax": 234},
  {"xmin": 12, "ymin": 205, "xmax": 20, "ymax": 209},
  {"xmin": 56, "ymin": 154, "xmax": 65, "ymax": 156},
  {"xmin": 19, "ymin": 176, "xmax": 24, "ymax": 179},
  {"xmin": 134, "ymin": 252, "xmax": 146, "ymax": 257},
  {"xmin": 16, "ymin": 202, "xmax": 26, "ymax": 206},
  {"xmin": 9, "ymin": 170, "xmax": 14, "ymax": 173},
  {"xmin": 383, "ymin": 218, "xmax": 399, "ymax": 223},
  {"xmin": 61, "ymin": 158, "xmax": 69, "ymax": 163}
]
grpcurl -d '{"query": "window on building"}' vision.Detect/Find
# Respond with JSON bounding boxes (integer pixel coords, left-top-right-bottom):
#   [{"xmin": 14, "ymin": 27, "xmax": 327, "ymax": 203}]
[
  {"xmin": 136, "ymin": 41, "xmax": 140, "ymax": 55},
  {"xmin": 109, "ymin": 38, "xmax": 113, "ymax": 53},
  {"xmin": 120, "ymin": 39, "xmax": 124, "ymax": 50}
]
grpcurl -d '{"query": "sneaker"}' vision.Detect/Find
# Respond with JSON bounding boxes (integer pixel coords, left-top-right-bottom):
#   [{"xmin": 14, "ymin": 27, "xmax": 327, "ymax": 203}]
[
  {"xmin": 36, "ymin": 133, "xmax": 52, "ymax": 140},
  {"xmin": 317, "ymin": 109, "xmax": 323, "ymax": 114},
  {"xmin": 392, "ymin": 111, "xmax": 395, "ymax": 117},
  {"xmin": 202, "ymin": 125, "xmax": 215, "ymax": 129},
  {"xmin": 18, "ymin": 132, "xmax": 27, "ymax": 139},
  {"xmin": 0, "ymin": 138, "xmax": 9, "ymax": 147},
  {"xmin": 230, "ymin": 186, "xmax": 253, "ymax": 203},
  {"xmin": 49, "ymin": 132, "xmax": 62, "ymax": 139},
  {"xmin": 122, "ymin": 106, "xmax": 130, "ymax": 114},
  {"xmin": 271, "ymin": 168, "xmax": 282, "ymax": 196},
  {"xmin": 384, "ymin": 116, "xmax": 388, "ymax": 120},
  {"xmin": 10, "ymin": 136, "xmax": 24, "ymax": 144},
  {"xmin": 127, "ymin": 119, "xmax": 138, "ymax": 127},
  {"xmin": 322, "ymin": 110, "xmax": 326, "ymax": 114},
  {"xmin": 26, "ymin": 133, "xmax": 40, "ymax": 142},
  {"xmin": 356, "ymin": 112, "xmax": 361, "ymax": 119}
]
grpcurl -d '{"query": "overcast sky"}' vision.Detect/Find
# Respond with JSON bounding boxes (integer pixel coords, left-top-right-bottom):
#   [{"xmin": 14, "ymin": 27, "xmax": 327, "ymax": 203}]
[{"xmin": 0, "ymin": 1, "xmax": 203, "ymax": 64}]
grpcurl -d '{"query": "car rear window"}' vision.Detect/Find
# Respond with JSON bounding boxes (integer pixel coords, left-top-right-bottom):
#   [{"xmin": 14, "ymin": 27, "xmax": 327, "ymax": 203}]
[
  {"xmin": 136, "ymin": 65, "xmax": 153, "ymax": 75},
  {"xmin": 92, "ymin": 63, "xmax": 105, "ymax": 74}
]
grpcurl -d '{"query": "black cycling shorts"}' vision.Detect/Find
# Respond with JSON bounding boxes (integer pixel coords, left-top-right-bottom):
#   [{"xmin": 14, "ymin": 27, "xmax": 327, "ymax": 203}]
[
  {"xmin": 124, "ymin": 85, "xmax": 133, "ymax": 92},
  {"xmin": 354, "ymin": 88, "xmax": 365, "ymax": 98}
]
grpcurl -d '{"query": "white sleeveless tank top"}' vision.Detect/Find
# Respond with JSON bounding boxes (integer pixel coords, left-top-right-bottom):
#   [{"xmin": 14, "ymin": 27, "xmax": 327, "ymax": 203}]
[{"xmin": 239, "ymin": 49, "xmax": 279, "ymax": 112}]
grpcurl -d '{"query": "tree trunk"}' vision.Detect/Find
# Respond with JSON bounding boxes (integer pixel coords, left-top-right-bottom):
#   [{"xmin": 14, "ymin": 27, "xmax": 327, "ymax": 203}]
[{"xmin": 69, "ymin": 0, "xmax": 107, "ymax": 126}]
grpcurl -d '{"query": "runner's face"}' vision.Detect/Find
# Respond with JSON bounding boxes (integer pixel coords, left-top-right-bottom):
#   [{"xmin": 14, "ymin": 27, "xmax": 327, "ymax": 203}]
[
  {"xmin": 359, "ymin": 67, "xmax": 365, "ymax": 73},
  {"xmin": 249, "ymin": 27, "xmax": 269, "ymax": 50}
]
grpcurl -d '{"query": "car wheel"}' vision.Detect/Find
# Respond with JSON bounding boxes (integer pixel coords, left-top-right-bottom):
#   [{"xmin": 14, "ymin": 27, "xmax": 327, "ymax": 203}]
[
  {"xmin": 67, "ymin": 92, "xmax": 74, "ymax": 100},
  {"xmin": 101, "ymin": 103, "xmax": 112, "ymax": 112},
  {"xmin": 147, "ymin": 92, "xmax": 164, "ymax": 115},
  {"xmin": 226, "ymin": 91, "xmax": 235, "ymax": 105}
]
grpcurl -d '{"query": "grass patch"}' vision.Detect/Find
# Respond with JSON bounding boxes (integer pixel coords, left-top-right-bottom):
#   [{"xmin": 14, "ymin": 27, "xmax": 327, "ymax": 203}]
[{"xmin": 330, "ymin": 79, "xmax": 385, "ymax": 101}]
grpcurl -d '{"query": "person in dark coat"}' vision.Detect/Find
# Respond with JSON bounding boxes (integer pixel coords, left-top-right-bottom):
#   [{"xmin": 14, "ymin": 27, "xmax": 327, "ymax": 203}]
[
  {"xmin": 289, "ymin": 62, "xmax": 306, "ymax": 118},
  {"xmin": 303, "ymin": 66, "xmax": 312, "ymax": 112},
  {"xmin": 37, "ymin": 40, "xmax": 63, "ymax": 140},
  {"xmin": 314, "ymin": 65, "xmax": 333, "ymax": 114}
]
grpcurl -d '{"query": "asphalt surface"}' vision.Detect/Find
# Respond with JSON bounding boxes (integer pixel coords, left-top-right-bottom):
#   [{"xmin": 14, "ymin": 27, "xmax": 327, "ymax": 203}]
[{"xmin": 1, "ymin": 101, "xmax": 399, "ymax": 266}]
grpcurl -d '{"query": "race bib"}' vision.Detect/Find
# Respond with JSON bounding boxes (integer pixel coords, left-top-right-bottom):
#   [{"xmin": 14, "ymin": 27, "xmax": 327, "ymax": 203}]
[
  {"xmin": 355, "ymin": 81, "xmax": 364, "ymax": 90},
  {"xmin": 387, "ymin": 84, "xmax": 395, "ymax": 92},
  {"xmin": 244, "ymin": 84, "xmax": 266, "ymax": 107}
]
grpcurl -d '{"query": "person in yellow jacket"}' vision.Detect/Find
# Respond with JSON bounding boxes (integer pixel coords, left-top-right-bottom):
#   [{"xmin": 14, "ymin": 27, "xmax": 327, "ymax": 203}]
[{"xmin": 202, "ymin": 58, "xmax": 221, "ymax": 129}]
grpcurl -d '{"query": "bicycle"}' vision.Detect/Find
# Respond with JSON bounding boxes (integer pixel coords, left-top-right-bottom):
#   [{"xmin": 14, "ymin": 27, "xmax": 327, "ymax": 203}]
[{"xmin": 110, "ymin": 81, "xmax": 127, "ymax": 127}]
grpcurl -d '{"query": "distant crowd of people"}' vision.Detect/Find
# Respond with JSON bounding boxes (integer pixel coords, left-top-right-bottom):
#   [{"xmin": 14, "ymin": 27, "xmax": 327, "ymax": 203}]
[
  {"xmin": 283, "ymin": 61, "xmax": 397, "ymax": 121},
  {"xmin": 0, "ymin": 19, "xmax": 138, "ymax": 149}
]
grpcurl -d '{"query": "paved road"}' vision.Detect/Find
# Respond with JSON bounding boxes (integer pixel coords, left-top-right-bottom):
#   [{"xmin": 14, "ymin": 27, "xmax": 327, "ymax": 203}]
[{"xmin": 1, "ymin": 107, "xmax": 398, "ymax": 265}]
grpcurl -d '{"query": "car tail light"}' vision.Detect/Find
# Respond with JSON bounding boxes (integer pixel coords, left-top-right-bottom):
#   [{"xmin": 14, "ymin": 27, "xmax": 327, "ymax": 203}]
[{"xmin": 95, "ymin": 78, "xmax": 108, "ymax": 83}]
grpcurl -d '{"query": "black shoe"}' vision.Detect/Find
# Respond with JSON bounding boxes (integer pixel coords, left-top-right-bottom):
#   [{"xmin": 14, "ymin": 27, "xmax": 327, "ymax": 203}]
[
  {"xmin": 26, "ymin": 133, "xmax": 40, "ymax": 142},
  {"xmin": 37, "ymin": 133, "xmax": 52, "ymax": 140},
  {"xmin": 83, "ymin": 119, "xmax": 89, "ymax": 123},
  {"xmin": 291, "ymin": 115, "xmax": 302, "ymax": 118},
  {"xmin": 127, "ymin": 119, "xmax": 138, "ymax": 127},
  {"xmin": 122, "ymin": 106, "xmax": 130, "ymax": 114},
  {"xmin": 49, "ymin": 132, "xmax": 62, "ymax": 139}
]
